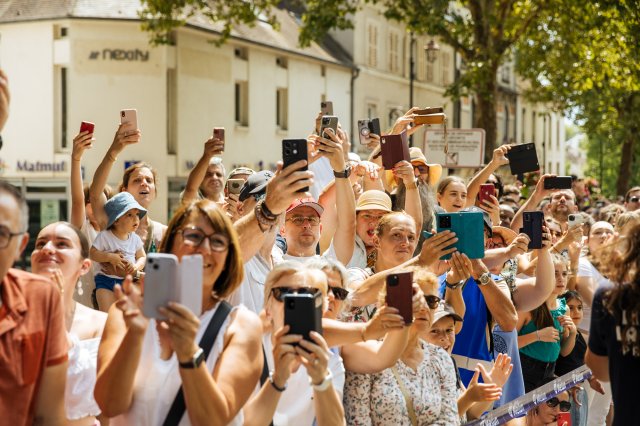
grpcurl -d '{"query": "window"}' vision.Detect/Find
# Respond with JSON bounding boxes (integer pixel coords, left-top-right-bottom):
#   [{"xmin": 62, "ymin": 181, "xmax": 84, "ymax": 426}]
[
  {"xmin": 388, "ymin": 108, "xmax": 403, "ymax": 128},
  {"xmin": 166, "ymin": 69, "xmax": 177, "ymax": 154},
  {"xmin": 367, "ymin": 103, "xmax": 378, "ymax": 119},
  {"xmin": 235, "ymin": 81, "xmax": 249, "ymax": 126},
  {"xmin": 321, "ymin": 65, "xmax": 326, "ymax": 77},
  {"xmin": 276, "ymin": 88, "xmax": 288, "ymax": 131},
  {"xmin": 54, "ymin": 66, "xmax": 68, "ymax": 151},
  {"xmin": 234, "ymin": 47, "xmax": 248, "ymax": 60},
  {"xmin": 276, "ymin": 57, "xmax": 288, "ymax": 69},
  {"xmin": 54, "ymin": 25, "xmax": 68, "ymax": 40},
  {"xmin": 367, "ymin": 24, "xmax": 378, "ymax": 68},
  {"xmin": 442, "ymin": 51, "xmax": 451, "ymax": 85},
  {"xmin": 388, "ymin": 32, "xmax": 400, "ymax": 73}
]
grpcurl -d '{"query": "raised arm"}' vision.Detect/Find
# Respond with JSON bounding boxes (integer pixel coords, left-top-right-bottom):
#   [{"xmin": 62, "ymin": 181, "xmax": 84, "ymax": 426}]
[
  {"xmin": 182, "ymin": 137, "xmax": 224, "ymax": 204},
  {"xmin": 394, "ymin": 161, "xmax": 423, "ymax": 230},
  {"xmin": 510, "ymin": 174, "xmax": 555, "ymax": 232},
  {"xmin": 318, "ymin": 180, "xmax": 338, "ymax": 253},
  {"xmin": 465, "ymin": 145, "xmax": 511, "ymax": 207},
  {"xmin": 90, "ymin": 123, "xmax": 141, "ymax": 229},
  {"xmin": 513, "ymin": 244, "xmax": 554, "ymax": 312},
  {"xmin": 471, "ymin": 259, "xmax": 518, "ymax": 332},
  {"xmin": 70, "ymin": 130, "xmax": 93, "ymax": 228}
]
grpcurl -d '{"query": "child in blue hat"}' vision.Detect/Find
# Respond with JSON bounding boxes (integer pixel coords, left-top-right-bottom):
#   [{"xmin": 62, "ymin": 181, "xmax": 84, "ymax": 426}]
[{"xmin": 89, "ymin": 191, "xmax": 147, "ymax": 311}]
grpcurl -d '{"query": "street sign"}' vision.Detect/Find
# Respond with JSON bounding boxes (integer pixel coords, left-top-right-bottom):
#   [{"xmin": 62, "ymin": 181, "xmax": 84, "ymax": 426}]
[{"xmin": 423, "ymin": 128, "xmax": 485, "ymax": 168}]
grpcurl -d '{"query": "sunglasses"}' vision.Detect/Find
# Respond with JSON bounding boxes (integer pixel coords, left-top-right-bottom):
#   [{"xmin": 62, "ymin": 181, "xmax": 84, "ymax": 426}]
[
  {"xmin": 546, "ymin": 397, "xmax": 571, "ymax": 412},
  {"xmin": 629, "ymin": 196, "xmax": 639, "ymax": 203},
  {"xmin": 424, "ymin": 294, "xmax": 441, "ymax": 309},
  {"xmin": 413, "ymin": 164, "xmax": 429, "ymax": 174},
  {"xmin": 270, "ymin": 286, "xmax": 320, "ymax": 302},
  {"xmin": 329, "ymin": 286, "xmax": 349, "ymax": 301}
]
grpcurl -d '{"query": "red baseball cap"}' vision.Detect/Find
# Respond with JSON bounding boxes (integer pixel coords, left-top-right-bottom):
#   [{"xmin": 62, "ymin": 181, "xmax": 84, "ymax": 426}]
[{"xmin": 286, "ymin": 198, "xmax": 324, "ymax": 216}]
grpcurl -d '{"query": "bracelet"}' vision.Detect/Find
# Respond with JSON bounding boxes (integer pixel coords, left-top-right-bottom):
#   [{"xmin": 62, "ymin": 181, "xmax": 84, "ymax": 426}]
[
  {"xmin": 536, "ymin": 330, "xmax": 540, "ymax": 341},
  {"xmin": 261, "ymin": 200, "xmax": 278, "ymax": 220},
  {"xmin": 310, "ymin": 369, "xmax": 334, "ymax": 392},
  {"xmin": 255, "ymin": 200, "xmax": 279, "ymax": 232},
  {"xmin": 268, "ymin": 371, "xmax": 287, "ymax": 392},
  {"xmin": 107, "ymin": 152, "xmax": 118, "ymax": 162}
]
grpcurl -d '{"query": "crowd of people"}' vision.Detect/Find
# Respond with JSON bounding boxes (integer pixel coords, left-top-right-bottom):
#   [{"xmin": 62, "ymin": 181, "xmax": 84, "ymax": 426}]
[{"xmin": 1, "ymin": 67, "xmax": 640, "ymax": 426}]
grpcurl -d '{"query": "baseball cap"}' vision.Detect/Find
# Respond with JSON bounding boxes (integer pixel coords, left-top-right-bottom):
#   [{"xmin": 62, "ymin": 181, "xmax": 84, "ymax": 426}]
[
  {"xmin": 105, "ymin": 192, "xmax": 147, "ymax": 229},
  {"xmin": 355, "ymin": 190, "xmax": 392, "ymax": 212},
  {"xmin": 409, "ymin": 147, "xmax": 443, "ymax": 186},
  {"xmin": 239, "ymin": 170, "xmax": 274, "ymax": 202},
  {"xmin": 461, "ymin": 206, "xmax": 492, "ymax": 236},
  {"xmin": 286, "ymin": 198, "xmax": 324, "ymax": 216},
  {"xmin": 227, "ymin": 166, "xmax": 255, "ymax": 180},
  {"xmin": 432, "ymin": 302, "xmax": 463, "ymax": 324}
]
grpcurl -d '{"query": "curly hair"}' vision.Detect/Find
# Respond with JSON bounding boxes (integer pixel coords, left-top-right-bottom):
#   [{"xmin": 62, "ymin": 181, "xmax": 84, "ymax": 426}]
[{"xmin": 605, "ymin": 221, "xmax": 640, "ymax": 315}]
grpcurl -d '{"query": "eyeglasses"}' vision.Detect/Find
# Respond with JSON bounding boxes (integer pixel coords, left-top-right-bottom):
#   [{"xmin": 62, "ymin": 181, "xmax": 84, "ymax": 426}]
[
  {"xmin": 180, "ymin": 227, "xmax": 229, "ymax": 252},
  {"xmin": 424, "ymin": 294, "xmax": 441, "ymax": 309},
  {"xmin": 286, "ymin": 216, "xmax": 321, "ymax": 227},
  {"xmin": 413, "ymin": 164, "xmax": 429, "ymax": 174},
  {"xmin": 546, "ymin": 397, "xmax": 571, "ymax": 412},
  {"xmin": 0, "ymin": 225, "xmax": 24, "ymax": 249},
  {"xmin": 270, "ymin": 286, "xmax": 321, "ymax": 302},
  {"xmin": 329, "ymin": 286, "xmax": 349, "ymax": 301}
]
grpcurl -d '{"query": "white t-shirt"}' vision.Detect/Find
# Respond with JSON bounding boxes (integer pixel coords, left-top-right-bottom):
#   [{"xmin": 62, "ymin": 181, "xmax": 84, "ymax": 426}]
[
  {"xmin": 323, "ymin": 235, "xmax": 368, "ymax": 269},
  {"xmin": 281, "ymin": 253, "xmax": 320, "ymax": 264},
  {"xmin": 308, "ymin": 157, "xmax": 334, "ymax": 201},
  {"xmin": 263, "ymin": 335, "xmax": 345, "ymax": 426},
  {"xmin": 577, "ymin": 256, "xmax": 611, "ymax": 333},
  {"xmin": 92, "ymin": 230, "xmax": 143, "ymax": 278},
  {"xmin": 227, "ymin": 246, "xmax": 284, "ymax": 314}
]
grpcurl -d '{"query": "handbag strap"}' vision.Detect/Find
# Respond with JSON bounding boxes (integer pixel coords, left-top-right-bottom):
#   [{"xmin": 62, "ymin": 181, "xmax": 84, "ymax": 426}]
[
  {"xmin": 163, "ymin": 301, "xmax": 232, "ymax": 426},
  {"xmin": 259, "ymin": 346, "xmax": 275, "ymax": 426},
  {"xmin": 391, "ymin": 365, "xmax": 418, "ymax": 426}
]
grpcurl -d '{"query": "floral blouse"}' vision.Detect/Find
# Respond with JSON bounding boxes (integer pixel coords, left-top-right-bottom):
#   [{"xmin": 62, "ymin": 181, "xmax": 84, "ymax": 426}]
[{"xmin": 344, "ymin": 341, "xmax": 460, "ymax": 426}]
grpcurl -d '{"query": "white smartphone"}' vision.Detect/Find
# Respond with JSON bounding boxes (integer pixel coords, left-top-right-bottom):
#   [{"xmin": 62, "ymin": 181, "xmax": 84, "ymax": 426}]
[
  {"xmin": 179, "ymin": 255, "xmax": 203, "ymax": 317},
  {"xmin": 143, "ymin": 253, "xmax": 178, "ymax": 320},
  {"xmin": 568, "ymin": 213, "xmax": 585, "ymax": 228},
  {"xmin": 120, "ymin": 109, "xmax": 138, "ymax": 129}
]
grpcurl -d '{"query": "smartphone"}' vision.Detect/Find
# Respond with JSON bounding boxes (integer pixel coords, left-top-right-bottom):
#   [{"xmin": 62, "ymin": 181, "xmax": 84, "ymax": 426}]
[
  {"xmin": 413, "ymin": 113, "xmax": 446, "ymax": 125},
  {"xmin": 521, "ymin": 211, "xmax": 544, "ymax": 249},
  {"xmin": 543, "ymin": 176, "xmax": 572, "ymax": 190},
  {"xmin": 213, "ymin": 127, "xmax": 225, "ymax": 141},
  {"xmin": 226, "ymin": 178, "xmax": 244, "ymax": 195},
  {"xmin": 80, "ymin": 121, "xmax": 95, "ymax": 134},
  {"xmin": 320, "ymin": 101, "xmax": 333, "ymax": 116},
  {"xmin": 386, "ymin": 272, "xmax": 413, "ymax": 324},
  {"xmin": 178, "ymin": 255, "xmax": 203, "ymax": 317},
  {"xmin": 422, "ymin": 230, "xmax": 434, "ymax": 240},
  {"xmin": 143, "ymin": 254, "xmax": 178, "ymax": 320},
  {"xmin": 479, "ymin": 183, "xmax": 496, "ymax": 205},
  {"xmin": 556, "ymin": 412, "xmax": 571, "ymax": 426},
  {"xmin": 282, "ymin": 139, "xmax": 308, "ymax": 193},
  {"xmin": 436, "ymin": 211, "xmax": 486, "ymax": 260},
  {"xmin": 357, "ymin": 118, "xmax": 381, "ymax": 145},
  {"xmin": 568, "ymin": 213, "xmax": 586, "ymax": 228},
  {"xmin": 414, "ymin": 106, "xmax": 444, "ymax": 115},
  {"xmin": 506, "ymin": 143, "xmax": 540, "ymax": 175},
  {"xmin": 320, "ymin": 115, "xmax": 339, "ymax": 138},
  {"xmin": 284, "ymin": 292, "xmax": 323, "ymax": 342},
  {"xmin": 120, "ymin": 109, "xmax": 138, "ymax": 129},
  {"xmin": 380, "ymin": 130, "xmax": 410, "ymax": 170}
]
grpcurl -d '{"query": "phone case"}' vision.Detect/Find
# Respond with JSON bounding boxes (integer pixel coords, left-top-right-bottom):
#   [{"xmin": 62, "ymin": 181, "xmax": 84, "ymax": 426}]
[
  {"xmin": 358, "ymin": 120, "xmax": 371, "ymax": 145},
  {"xmin": 143, "ymin": 254, "xmax": 178, "ymax": 320},
  {"xmin": 369, "ymin": 118, "xmax": 381, "ymax": 136},
  {"xmin": 380, "ymin": 130, "xmax": 410, "ymax": 170},
  {"xmin": 320, "ymin": 116, "xmax": 338, "ymax": 138},
  {"xmin": 543, "ymin": 176, "xmax": 572, "ymax": 190},
  {"xmin": 284, "ymin": 293, "xmax": 323, "ymax": 341},
  {"xmin": 80, "ymin": 121, "xmax": 95, "ymax": 134},
  {"xmin": 556, "ymin": 412, "xmax": 571, "ymax": 426},
  {"xmin": 282, "ymin": 139, "xmax": 308, "ymax": 193},
  {"xmin": 414, "ymin": 113, "xmax": 446, "ymax": 125},
  {"xmin": 521, "ymin": 211, "xmax": 544, "ymax": 249},
  {"xmin": 120, "ymin": 109, "xmax": 138, "ymax": 129},
  {"xmin": 479, "ymin": 184, "xmax": 496, "ymax": 204},
  {"xmin": 506, "ymin": 143, "xmax": 539, "ymax": 175},
  {"xmin": 179, "ymin": 255, "xmax": 203, "ymax": 316},
  {"xmin": 227, "ymin": 178, "xmax": 244, "ymax": 195},
  {"xmin": 414, "ymin": 107, "xmax": 444, "ymax": 115},
  {"xmin": 321, "ymin": 101, "xmax": 333, "ymax": 116},
  {"xmin": 435, "ymin": 211, "xmax": 486, "ymax": 260},
  {"xmin": 386, "ymin": 272, "xmax": 413, "ymax": 324}
]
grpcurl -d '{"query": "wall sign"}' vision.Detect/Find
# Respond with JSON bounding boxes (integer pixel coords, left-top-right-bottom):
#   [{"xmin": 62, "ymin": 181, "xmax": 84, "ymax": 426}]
[
  {"xmin": 88, "ymin": 49, "xmax": 150, "ymax": 62},
  {"xmin": 423, "ymin": 129, "xmax": 486, "ymax": 168},
  {"xmin": 16, "ymin": 160, "xmax": 67, "ymax": 172}
]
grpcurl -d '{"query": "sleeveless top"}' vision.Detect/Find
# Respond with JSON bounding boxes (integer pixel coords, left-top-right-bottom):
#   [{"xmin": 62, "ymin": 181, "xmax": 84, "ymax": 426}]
[
  {"xmin": 111, "ymin": 304, "xmax": 243, "ymax": 426},
  {"xmin": 518, "ymin": 297, "xmax": 567, "ymax": 363},
  {"xmin": 66, "ymin": 333, "xmax": 101, "ymax": 420}
]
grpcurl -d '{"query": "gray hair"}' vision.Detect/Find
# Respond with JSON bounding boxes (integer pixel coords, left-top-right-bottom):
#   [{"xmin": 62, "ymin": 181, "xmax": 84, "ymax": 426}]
[
  {"xmin": 209, "ymin": 156, "xmax": 226, "ymax": 178},
  {"xmin": 0, "ymin": 180, "xmax": 29, "ymax": 232},
  {"xmin": 305, "ymin": 257, "xmax": 350, "ymax": 289}
]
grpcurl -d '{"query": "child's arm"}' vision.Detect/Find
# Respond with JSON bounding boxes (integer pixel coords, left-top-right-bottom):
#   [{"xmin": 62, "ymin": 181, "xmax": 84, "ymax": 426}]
[
  {"xmin": 91, "ymin": 246, "xmax": 127, "ymax": 271},
  {"xmin": 134, "ymin": 248, "xmax": 146, "ymax": 273}
]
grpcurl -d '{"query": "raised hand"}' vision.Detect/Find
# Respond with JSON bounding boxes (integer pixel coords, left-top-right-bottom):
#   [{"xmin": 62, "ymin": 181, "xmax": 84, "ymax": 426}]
[
  {"xmin": 110, "ymin": 122, "xmax": 141, "ymax": 155},
  {"xmin": 446, "ymin": 252, "xmax": 473, "ymax": 283},
  {"xmin": 482, "ymin": 353, "xmax": 513, "ymax": 388},
  {"xmin": 264, "ymin": 160, "xmax": 314, "ymax": 215},
  {"xmin": 203, "ymin": 136, "xmax": 224, "ymax": 158},
  {"xmin": 558, "ymin": 315, "xmax": 577, "ymax": 337},
  {"xmin": 158, "ymin": 302, "xmax": 201, "ymax": 363},
  {"xmin": 114, "ymin": 275, "xmax": 148, "ymax": 333},
  {"xmin": 491, "ymin": 145, "xmax": 512, "ymax": 167},
  {"xmin": 507, "ymin": 234, "xmax": 530, "ymax": 258},
  {"xmin": 72, "ymin": 130, "xmax": 93, "ymax": 161},
  {"xmin": 479, "ymin": 194, "xmax": 501, "ymax": 226},
  {"xmin": 271, "ymin": 325, "xmax": 302, "ymax": 388},
  {"xmin": 296, "ymin": 331, "xmax": 332, "ymax": 385},
  {"xmin": 465, "ymin": 365, "xmax": 503, "ymax": 402},
  {"xmin": 418, "ymin": 230, "xmax": 458, "ymax": 267},
  {"xmin": 364, "ymin": 305, "xmax": 405, "ymax": 340}
]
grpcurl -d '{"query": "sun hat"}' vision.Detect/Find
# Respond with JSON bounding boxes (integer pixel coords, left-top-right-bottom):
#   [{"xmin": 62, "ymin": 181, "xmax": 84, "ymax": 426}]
[
  {"xmin": 286, "ymin": 198, "xmax": 324, "ymax": 216},
  {"xmin": 105, "ymin": 192, "xmax": 147, "ymax": 229},
  {"xmin": 409, "ymin": 147, "xmax": 443, "ymax": 187},
  {"xmin": 432, "ymin": 302, "xmax": 464, "ymax": 324},
  {"xmin": 355, "ymin": 190, "xmax": 392, "ymax": 212},
  {"xmin": 239, "ymin": 170, "xmax": 274, "ymax": 202}
]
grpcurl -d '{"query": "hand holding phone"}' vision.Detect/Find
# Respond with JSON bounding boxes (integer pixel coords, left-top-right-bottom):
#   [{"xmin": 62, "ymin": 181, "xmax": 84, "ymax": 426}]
[
  {"xmin": 120, "ymin": 109, "xmax": 138, "ymax": 130},
  {"xmin": 282, "ymin": 139, "xmax": 309, "ymax": 193},
  {"xmin": 284, "ymin": 292, "xmax": 323, "ymax": 342},
  {"xmin": 520, "ymin": 211, "xmax": 544, "ymax": 249},
  {"xmin": 226, "ymin": 178, "xmax": 244, "ymax": 195},
  {"xmin": 80, "ymin": 121, "xmax": 95, "ymax": 134},
  {"xmin": 386, "ymin": 272, "xmax": 413, "ymax": 324},
  {"xmin": 543, "ymin": 176, "xmax": 572, "ymax": 190},
  {"xmin": 506, "ymin": 143, "xmax": 539, "ymax": 175},
  {"xmin": 479, "ymin": 183, "xmax": 496, "ymax": 205},
  {"xmin": 380, "ymin": 130, "xmax": 410, "ymax": 170},
  {"xmin": 320, "ymin": 116, "xmax": 339, "ymax": 138},
  {"xmin": 320, "ymin": 101, "xmax": 333, "ymax": 116}
]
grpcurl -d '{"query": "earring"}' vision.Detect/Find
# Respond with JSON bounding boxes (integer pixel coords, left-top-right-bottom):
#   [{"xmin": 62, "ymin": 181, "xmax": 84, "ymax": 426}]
[{"xmin": 76, "ymin": 280, "xmax": 84, "ymax": 296}]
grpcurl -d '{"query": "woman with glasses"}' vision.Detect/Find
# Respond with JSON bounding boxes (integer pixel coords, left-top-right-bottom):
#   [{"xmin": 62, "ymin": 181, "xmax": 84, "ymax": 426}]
[
  {"xmin": 95, "ymin": 199, "xmax": 263, "ymax": 425},
  {"xmin": 30, "ymin": 221, "xmax": 107, "ymax": 425},
  {"xmin": 517, "ymin": 394, "xmax": 572, "ymax": 426},
  {"xmin": 243, "ymin": 261, "xmax": 345, "ymax": 426}
]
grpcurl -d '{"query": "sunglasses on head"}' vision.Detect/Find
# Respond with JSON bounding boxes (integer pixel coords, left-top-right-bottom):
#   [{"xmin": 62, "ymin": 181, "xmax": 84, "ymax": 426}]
[
  {"xmin": 270, "ymin": 286, "xmax": 320, "ymax": 302},
  {"xmin": 424, "ymin": 294, "xmax": 441, "ymax": 309},
  {"xmin": 546, "ymin": 397, "xmax": 571, "ymax": 412},
  {"xmin": 329, "ymin": 286, "xmax": 349, "ymax": 301}
]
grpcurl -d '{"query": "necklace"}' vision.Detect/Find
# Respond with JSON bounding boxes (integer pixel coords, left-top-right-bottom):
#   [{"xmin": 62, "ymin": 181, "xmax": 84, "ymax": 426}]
[{"xmin": 65, "ymin": 300, "xmax": 77, "ymax": 332}]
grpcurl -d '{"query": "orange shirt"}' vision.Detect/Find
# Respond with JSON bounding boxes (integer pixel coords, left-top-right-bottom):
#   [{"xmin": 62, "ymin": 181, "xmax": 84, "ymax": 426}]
[{"xmin": 0, "ymin": 269, "xmax": 68, "ymax": 425}]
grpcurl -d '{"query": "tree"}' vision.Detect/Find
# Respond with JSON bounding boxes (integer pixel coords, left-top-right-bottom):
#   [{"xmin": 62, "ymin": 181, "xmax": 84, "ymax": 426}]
[{"xmin": 516, "ymin": 0, "xmax": 640, "ymax": 195}]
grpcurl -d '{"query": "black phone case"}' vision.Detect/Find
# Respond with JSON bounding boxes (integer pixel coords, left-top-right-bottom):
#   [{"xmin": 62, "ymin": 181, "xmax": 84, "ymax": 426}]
[
  {"xmin": 543, "ymin": 176, "xmax": 572, "ymax": 190},
  {"xmin": 380, "ymin": 131, "xmax": 410, "ymax": 170},
  {"xmin": 282, "ymin": 139, "xmax": 308, "ymax": 193},
  {"xmin": 507, "ymin": 143, "xmax": 540, "ymax": 175},
  {"xmin": 370, "ymin": 118, "xmax": 381, "ymax": 135},
  {"xmin": 386, "ymin": 272, "xmax": 413, "ymax": 324},
  {"xmin": 521, "ymin": 211, "xmax": 544, "ymax": 249},
  {"xmin": 284, "ymin": 293, "xmax": 323, "ymax": 342}
]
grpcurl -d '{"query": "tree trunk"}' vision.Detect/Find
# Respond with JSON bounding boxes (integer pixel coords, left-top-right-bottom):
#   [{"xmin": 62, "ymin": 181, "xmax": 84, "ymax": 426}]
[
  {"xmin": 616, "ymin": 133, "xmax": 635, "ymax": 196},
  {"xmin": 473, "ymin": 77, "xmax": 498, "ymax": 164}
]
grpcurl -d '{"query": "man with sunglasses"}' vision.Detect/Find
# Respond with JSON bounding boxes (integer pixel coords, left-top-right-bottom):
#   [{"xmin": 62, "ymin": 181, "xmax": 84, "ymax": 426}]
[
  {"xmin": 0, "ymin": 181, "xmax": 68, "ymax": 425},
  {"xmin": 624, "ymin": 186, "xmax": 640, "ymax": 211}
]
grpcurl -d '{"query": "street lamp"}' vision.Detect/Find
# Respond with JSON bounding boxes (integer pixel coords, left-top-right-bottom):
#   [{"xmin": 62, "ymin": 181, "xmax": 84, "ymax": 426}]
[{"xmin": 425, "ymin": 39, "xmax": 440, "ymax": 63}]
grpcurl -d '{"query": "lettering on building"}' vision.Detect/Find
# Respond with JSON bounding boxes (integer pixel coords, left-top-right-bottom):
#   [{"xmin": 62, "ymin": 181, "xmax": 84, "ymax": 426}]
[
  {"xmin": 16, "ymin": 160, "xmax": 67, "ymax": 172},
  {"xmin": 88, "ymin": 49, "xmax": 150, "ymax": 62}
]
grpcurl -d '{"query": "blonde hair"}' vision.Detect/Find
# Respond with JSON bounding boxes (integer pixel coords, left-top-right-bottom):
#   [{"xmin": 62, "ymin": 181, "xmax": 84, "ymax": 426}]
[{"xmin": 263, "ymin": 261, "xmax": 329, "ymax": 303}]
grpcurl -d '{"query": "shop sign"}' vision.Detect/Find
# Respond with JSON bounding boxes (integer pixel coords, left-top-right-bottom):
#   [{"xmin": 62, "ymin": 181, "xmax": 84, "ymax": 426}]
[
  {"xmin": 88, "ymin": 48, "xmax": 150, "ymax": 62},
  {"xmin": 16, "ymin": 160, "xmax": 67, "ymax": 172}
]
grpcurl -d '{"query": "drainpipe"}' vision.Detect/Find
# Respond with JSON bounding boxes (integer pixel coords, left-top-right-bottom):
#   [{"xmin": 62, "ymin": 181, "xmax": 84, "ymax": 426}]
[{"xmin": 350, "ymin": 65, "xmax": 360, "ymax": 151}]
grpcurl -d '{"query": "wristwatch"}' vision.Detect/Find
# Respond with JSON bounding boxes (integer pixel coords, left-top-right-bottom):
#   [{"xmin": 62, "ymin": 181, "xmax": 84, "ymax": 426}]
[
  {"xmin": 310, "ymin": 369, "xmax": 334, "ymax": 392},
  {"xmin": 445, "ymin": 278, "xmax": 465, "ymax": 290},
  {"xmin": 179, "ymin": 347, "xmax": 205, "ymax": 369},
  {"xmin": 269, "ymin": 371, "xmax": 287, "ymax": 392},
  {"xmin": 476, "ymin": 272, "xmax": 491, "ymax": 286},
  {"xmin": 333, "ymin": 164, "xmax": 351, "ymax": 179}
]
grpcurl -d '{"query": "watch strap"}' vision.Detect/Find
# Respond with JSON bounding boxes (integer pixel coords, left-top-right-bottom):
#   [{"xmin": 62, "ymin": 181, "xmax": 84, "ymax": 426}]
[
  {"xmin": 445, "ymin": 279, "xmax": 465, "ymax": 290},
  {"xmin": 179, "ymin": 347, "xmax": 204, "ymax": 369},
  {"xmin": 310, "ymin": 369, "xmax": 334, "ymax": 392},
  {"xmin": 477, "ymin": 272, "xmax": 491, "ymax": 286},
  {"xmin": 333, "ymin": 165, "xmax": 351, "ymax": 179}
]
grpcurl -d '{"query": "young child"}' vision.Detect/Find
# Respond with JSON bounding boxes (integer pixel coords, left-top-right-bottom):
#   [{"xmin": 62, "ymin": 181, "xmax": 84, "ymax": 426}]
[{"xmin": 90, "ymin": 191, "xmax": 147, "ymax": 311}]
